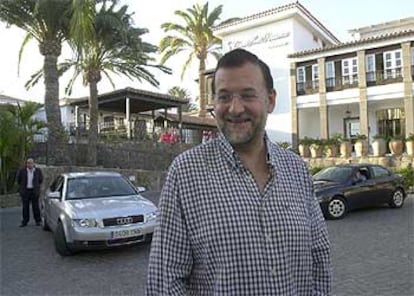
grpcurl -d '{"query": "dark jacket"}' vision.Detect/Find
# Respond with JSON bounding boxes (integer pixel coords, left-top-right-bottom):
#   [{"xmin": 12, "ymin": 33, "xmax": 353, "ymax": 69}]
[{"xmin": 17, "ymin": 167, "xmax": 43, "ymax": 196}]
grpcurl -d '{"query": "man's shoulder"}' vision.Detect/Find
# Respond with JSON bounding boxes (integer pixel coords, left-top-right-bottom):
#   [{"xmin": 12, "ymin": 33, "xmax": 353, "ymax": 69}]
[
  {"xmin": 172, "ymin": 140, "xmax": 220, "ymax": 168},
  {"xmin": 269, "ymin": 141, "xmax": 303, "ymax": 163}
]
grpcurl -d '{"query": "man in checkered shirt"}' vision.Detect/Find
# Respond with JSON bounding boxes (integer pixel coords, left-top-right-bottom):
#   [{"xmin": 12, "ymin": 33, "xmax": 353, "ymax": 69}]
[{"xmin": 146, "ymin": 48, "xmax": 332, "ymax": 295}]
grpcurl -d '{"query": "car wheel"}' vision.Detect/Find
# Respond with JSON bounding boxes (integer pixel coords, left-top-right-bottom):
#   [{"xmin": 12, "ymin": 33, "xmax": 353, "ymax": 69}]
[
  {"xmin": 389, "ymin": 189, "xmax": 405, "ymax": 208},
  {"xmin": 327, "ymin": 196, "xmax": 348, "ymax": 219},
  {"xmin": 54, "ymin": 221, "xmax": 73, "ymax": 256}
]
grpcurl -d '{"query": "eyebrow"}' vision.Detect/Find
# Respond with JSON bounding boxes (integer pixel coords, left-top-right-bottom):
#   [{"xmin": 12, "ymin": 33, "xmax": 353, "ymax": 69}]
[{"xmin": 216, "ymin": 87, "xmax": 258, "ymax": 93}]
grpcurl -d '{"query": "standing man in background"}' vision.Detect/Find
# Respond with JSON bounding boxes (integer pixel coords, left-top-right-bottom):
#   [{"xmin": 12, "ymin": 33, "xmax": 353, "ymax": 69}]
[
  {"xmin": 16, "ymin": 158, "xmax": 43, "ymax": 227},
  {"xmin": 146, "ymin": 48, "xmax": 332, "ymax": 295}
]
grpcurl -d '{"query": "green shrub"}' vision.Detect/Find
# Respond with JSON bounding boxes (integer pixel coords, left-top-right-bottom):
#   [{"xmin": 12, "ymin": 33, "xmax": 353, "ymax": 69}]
[
  {"xmin": 276, "ymin": 141, "xmax": 291, "ymax": 149},
  {"xmin": 394, "ymin": 166, "xmax": 414, "ymax": 190},
  {"xmin": 309, "ymin": 166, "xmax": 324, "ymax": 175}
]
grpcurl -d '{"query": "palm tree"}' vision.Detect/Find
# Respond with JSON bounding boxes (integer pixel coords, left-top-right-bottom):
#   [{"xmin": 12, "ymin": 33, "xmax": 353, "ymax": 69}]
[
  {"xmin": 159, "ymin": 2, "xmax": 224, "ymax": 117},
  {"xmin": 0, "ymin": 0, "xmax": 73, "ymax": 165},
  {"xmin": 64, "ymin": 1, "xmax": 170, "ymax": 166},
  {"xmin": 168, "ymin": 86, "xmax": 198, "ymax": 112}
]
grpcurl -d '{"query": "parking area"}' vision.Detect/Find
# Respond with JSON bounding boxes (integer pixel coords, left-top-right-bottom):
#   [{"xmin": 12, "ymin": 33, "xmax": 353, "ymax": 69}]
[{"xmin": 1, "ymin": 193, "xmax": 413, "ymax": 296}]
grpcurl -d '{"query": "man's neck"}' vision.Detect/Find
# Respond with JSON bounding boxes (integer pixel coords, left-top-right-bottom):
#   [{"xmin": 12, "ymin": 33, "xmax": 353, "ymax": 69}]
[{"xmin": 234, "ymin": 137, "xmax": 267, "ymax": 170}]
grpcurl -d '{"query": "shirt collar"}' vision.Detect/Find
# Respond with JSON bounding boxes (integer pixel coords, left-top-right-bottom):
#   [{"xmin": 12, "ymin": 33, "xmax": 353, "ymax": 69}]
[{"xmin": 217, "ymin": 132, "xmax": 274, "ymax": 170}]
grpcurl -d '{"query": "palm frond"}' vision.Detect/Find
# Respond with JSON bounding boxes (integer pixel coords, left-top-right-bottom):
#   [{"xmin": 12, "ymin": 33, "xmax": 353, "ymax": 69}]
[
  {"xmin": 158, "ymin": 2, "xmax": 224, "ymax": 83},
  {"xmin": 24, "ymin": 68, "xmax": 43, "ymax": 90},
  {"xmin": 17, "ymin": 33, "xmax": 33, "ymax": 76},
  {"xmin": 181, "ymin": 52, "xmax": 195, "ymax": 80}
]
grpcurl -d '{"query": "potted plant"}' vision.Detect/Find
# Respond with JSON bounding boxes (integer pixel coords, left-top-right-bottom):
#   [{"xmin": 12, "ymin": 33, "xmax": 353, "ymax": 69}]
[
  {"xmin": 298, "ymin": 136, "xmax": 312, "ymax": 158},
  {"xmin": 339, "ymin": 137, "xmax": 352, "ymax": 158},
  {"xmin": 372, "ymin": 134, "xmax": 387, "ymax": 157},
  {"xmin": 389, "ymin": 135, "xmax": 404, "ymax": 156},
  {"xmin": 354, "ymin": 134, "xmax": 368, "ymax": 157},
  {"xmin": 309, "ymin": 139, "xmax": 323, "ymax": 158},
  {"xmin": 324, "ymin": 138, "xmax": 338, "ymax": 157},
  {"xmin": 405, "ymin": 133, "xmax": 414, "ymax": 156}
]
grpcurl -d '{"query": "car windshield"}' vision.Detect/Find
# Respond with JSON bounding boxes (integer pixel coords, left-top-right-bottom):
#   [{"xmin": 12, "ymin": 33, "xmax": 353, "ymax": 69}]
[
  {"xmin": 66, "ymin": 175, "xmax": 136, "ymax": 200},
  {"xmin": 313, "ymin": 166, "xmax": 353, "ymax": 183}
]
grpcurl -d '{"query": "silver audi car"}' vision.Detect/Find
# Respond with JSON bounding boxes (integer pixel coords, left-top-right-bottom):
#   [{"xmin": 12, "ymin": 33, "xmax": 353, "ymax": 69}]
[{"xmin": 40, "ymin": 171, "xmax": 159, "ymax": 256}]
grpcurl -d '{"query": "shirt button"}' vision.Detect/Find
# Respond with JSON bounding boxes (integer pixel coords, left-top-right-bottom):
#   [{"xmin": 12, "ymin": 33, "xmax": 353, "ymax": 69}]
[
  {"xmin": 266, "ymin": 234, "xmax": 272, "ymax": 242},
  {"xmin": 271, "ymin": 267, "xmax": 278, "ymax": 276}
]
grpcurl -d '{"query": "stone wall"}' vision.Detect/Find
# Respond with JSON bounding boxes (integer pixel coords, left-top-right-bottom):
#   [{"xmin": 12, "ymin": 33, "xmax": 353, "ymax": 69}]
[
  {"xmin": 0, "ymin": 193, "xmax": 20, "ymax": 208},
  {"xmin": 304, "ymin": 155, "xmax": 414, "ymax": 169},
  {"xmin": 30, "ymin": 141, "xmax": 190, "ymax": 171}
]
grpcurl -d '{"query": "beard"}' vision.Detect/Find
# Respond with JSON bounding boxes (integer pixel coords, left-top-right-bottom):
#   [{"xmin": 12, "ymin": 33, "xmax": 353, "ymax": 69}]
[{"xmin": 217, "ymin": 112, "xmax": 268, "ymax": 147}]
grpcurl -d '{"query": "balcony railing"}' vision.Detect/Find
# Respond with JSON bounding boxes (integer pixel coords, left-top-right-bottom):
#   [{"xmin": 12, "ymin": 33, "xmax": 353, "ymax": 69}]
[
  {"xmin": 295, "ymin": 65, "xmax": 408, "ymax": 95},
  {"xmin": 366, "ymin": 68, "xmax": 403, "ymax": 86},
  {"xmin": 296, "ymin": 80, "xmax": 319, "ymax": 95},
  {"xmin": 325, "ymin": 75, "xmax": 358, "ymax": 92}
]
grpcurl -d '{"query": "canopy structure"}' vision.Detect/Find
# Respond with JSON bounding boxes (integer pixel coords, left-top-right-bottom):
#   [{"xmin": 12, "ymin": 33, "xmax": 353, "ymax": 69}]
[
  {"xmin": 70, "ymin": 87, "xmax": 188, "ymax": 138},
  {"xmin": 72, "ymin": 87, "xmax": 188, "ymax": 113}
]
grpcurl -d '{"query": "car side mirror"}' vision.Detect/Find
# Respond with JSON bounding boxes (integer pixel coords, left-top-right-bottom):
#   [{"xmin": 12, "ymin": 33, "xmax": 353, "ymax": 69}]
[
  {"xmin": 48, "ymin": 191, "xmax": 61, "ymax": 199},
  {"xmin": 136, "ymin": 186, "xmax": 147, "ymax": 193}
]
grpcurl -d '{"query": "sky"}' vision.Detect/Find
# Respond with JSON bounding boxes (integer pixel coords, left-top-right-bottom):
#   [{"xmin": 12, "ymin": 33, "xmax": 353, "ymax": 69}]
[{"xmin": 0, "ymin": 0, "xmax": 413, "ymax": 103}]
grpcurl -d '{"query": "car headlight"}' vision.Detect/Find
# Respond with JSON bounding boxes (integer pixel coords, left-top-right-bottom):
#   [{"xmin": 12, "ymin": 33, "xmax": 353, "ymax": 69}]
[
  {"xmin": 145, "ymin": 210, "xmax": 159, "ymax": 222},
  {"xmin": 72, "ymin": 218, "xmax": 98, "ymax": 227}
]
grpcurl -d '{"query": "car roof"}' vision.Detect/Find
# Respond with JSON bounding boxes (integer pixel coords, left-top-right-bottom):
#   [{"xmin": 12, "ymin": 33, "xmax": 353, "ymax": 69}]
[
  {"xmin": 330, "ymin": 164, "xmax": 387, "ymax": 169},
  {"xmin": 63, "ymin": 171, "xmax": 122, "ymax": 178}
]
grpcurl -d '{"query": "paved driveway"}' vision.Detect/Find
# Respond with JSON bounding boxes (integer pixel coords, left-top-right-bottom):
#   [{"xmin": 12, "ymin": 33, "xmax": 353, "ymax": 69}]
[{"xmin": 1, "ymin": 193, "xmax": 413, "ymax": 296}]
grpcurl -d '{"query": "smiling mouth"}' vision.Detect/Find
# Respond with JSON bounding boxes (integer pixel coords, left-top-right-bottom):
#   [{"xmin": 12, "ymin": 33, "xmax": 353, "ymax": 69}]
[
  {"xmin": 227, "ymin": 116, "xmax": 250, "ymax": 124},
  {"xmin": 227, "ymin": 119, "xmax": 251, "ymax": 130}
]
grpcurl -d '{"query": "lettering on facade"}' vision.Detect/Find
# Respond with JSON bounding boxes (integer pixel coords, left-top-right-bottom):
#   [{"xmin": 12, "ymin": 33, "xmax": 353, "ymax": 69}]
[{"xmin": 227, "ymin": 32, "xmax": 290, "ymax": 50}]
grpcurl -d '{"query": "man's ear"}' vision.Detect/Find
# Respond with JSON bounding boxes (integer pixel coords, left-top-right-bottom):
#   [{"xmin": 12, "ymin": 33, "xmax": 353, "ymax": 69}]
[{"xmin": 267, "ymin": 89, "xmax": 276, "ymax": 113}]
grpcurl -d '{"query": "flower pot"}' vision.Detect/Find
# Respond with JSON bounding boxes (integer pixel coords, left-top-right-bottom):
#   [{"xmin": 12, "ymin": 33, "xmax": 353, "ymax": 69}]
[
  {"xmin": 372, "ymin": 138, "xmax": 387, "ymax": 156},
  {"xmin": 355, "ymin": 139, "xmax": 369, "ymax": 157},
  {"xmin": 310, "ymin": 145, "xmax": 323, "ymax": 158},
  {"xmin": 325, "ymin": 144, "xmax": 338, "ymax": 157},
  {"xmin": 389, "ymin": 139, "xmax": 404, "ymax": 156},
  {"xmin": 298, "ymin": 144, "xmax": 310, "ymax": 158},
  {"xmin": 340, "ymin": 142, "xmax": 352, "ymax": 158},
  {"xmin": 406, "ymin": 140, "xmax": 414, "ymax": 156}
]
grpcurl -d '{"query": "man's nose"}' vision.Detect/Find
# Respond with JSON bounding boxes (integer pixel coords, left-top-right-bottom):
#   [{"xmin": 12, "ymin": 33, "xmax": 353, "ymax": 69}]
[{"xmin": 228, "ymin": 95, "xmax": 245, "ymax": 114}]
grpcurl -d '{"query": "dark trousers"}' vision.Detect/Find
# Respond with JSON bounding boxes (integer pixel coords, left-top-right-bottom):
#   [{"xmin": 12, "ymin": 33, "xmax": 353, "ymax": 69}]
[{"xmin": 21, "ymin": 189, "xmax": 41, "ymax": 224}]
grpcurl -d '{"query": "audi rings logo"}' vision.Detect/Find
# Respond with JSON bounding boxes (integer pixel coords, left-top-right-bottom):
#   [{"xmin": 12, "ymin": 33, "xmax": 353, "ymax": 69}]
[{"xmin": 116, "ymin": 217, "xmax": 133, "ymax": 225}]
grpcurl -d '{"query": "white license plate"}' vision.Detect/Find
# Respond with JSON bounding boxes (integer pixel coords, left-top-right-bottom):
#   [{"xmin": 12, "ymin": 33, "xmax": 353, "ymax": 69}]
[{"xmin": 111, "ymin": 228, "xmax": 142, "ymax": 239}]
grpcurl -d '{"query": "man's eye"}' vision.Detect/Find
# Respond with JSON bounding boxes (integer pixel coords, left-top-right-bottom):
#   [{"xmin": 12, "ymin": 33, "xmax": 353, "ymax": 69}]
[
  {"xmin": 240, "ymin": 93, "xmax": 258, "ymax": 101},
  {"xmin": 217, "ymin": 94, "xmax": 231, "ymax": 101}
]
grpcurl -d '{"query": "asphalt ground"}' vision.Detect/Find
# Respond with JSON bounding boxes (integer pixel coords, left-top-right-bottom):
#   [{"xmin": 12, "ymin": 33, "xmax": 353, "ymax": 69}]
[{"xmin": 0, "ymin": 192, "xmax": 413, "ymax": 296}]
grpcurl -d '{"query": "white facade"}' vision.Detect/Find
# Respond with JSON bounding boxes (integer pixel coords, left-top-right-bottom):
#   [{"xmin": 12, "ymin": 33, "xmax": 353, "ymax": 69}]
[
  {"xmin": 213, "ymin": 3, "xmax": 339, "ymax": 143},
  {"xmin": 33, "ymin": 100, "xmax": 78, "ymax": 131}
]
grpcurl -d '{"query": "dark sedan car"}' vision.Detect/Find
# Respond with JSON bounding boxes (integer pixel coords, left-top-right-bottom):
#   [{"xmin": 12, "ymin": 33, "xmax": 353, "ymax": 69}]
[{"xmin": 313, "ymin": 164, "xmax": 406, "ymax": 219}]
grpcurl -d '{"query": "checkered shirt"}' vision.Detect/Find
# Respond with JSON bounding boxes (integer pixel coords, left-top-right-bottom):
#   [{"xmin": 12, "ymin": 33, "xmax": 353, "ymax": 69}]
[{"xmin": 146, "ymin": 133, "xmax": 332, "ymax": 295}]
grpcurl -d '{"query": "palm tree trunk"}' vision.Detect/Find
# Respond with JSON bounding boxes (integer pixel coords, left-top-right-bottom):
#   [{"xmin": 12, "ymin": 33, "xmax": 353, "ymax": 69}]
[
  {"xmin": 87, "ymin": 75, "xmax": 99, "ymax": 166},
  {"xmin": 198, "ymin": 58, "xmax": 207, "ymax": 117},
  {"xmin": 41, "ymin": 42, "xmax": 68, "ymax": 165}
]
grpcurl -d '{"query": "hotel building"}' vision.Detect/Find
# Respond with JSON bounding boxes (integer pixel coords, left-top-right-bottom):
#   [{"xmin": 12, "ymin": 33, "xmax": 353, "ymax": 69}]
[{"xmin": 208, "ymin": 2, "xmax": 413, "ymax": 149}]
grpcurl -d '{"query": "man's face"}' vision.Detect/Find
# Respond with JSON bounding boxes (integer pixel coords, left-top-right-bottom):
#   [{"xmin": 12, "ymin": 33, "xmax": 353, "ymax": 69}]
[
  {"xmin": 213, "ymin": 62, "xmax": 276, "ymax": 148},
  {"xmin": 26, "ymin": 159, "xmax": 34, "ymax": 169}
]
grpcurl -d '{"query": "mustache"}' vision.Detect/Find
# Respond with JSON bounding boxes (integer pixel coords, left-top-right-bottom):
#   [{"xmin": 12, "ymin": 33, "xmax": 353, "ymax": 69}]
[{"xmin": 224, "ymin": 114, "xmax": 250, "ymax": 121}]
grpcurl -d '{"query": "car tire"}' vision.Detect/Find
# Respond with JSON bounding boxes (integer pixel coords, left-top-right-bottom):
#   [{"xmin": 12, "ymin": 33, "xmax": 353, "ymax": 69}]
[
  {"xmin": 326, "ymin": 196, "xmax": 348, "ymax": 219},
  {"xmin": 389, "ymin": 188, "xmax": 405, "ymax": 208},
  {"xmin": 54, "ymin": 221, "xmax": 73, "ymax": 256}
]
